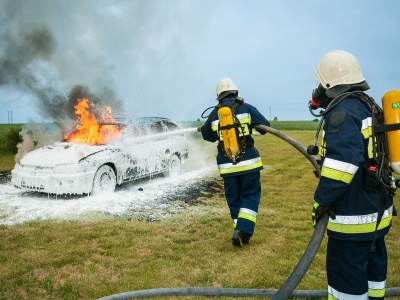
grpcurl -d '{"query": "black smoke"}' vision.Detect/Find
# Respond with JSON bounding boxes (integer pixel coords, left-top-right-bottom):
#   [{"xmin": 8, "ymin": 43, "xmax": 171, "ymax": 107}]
[
  {"xmin": 0, "ymin": 7, "xmax": 125, "ymax": 160},
  {"xmin": 0, "ymin": 17, "xmax": 124, "ymax": 132}
]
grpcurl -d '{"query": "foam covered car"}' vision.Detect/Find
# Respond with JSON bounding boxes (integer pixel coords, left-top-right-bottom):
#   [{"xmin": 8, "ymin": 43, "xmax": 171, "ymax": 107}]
[{"xmin": 11, "ymin": 118, "xmax": 189, "ymax": 195}]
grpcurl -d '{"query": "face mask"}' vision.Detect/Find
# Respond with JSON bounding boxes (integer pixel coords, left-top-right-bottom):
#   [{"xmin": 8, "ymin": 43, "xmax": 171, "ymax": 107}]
[{"xmin": 309, "ymin": 84, "xmax": 328, "ymax": 110}]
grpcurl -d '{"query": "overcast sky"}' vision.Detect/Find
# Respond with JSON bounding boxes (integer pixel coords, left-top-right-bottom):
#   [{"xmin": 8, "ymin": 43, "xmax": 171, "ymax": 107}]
[{"xmin": 1, "ymin": 0, "xmax": 400, "ymax": 124}]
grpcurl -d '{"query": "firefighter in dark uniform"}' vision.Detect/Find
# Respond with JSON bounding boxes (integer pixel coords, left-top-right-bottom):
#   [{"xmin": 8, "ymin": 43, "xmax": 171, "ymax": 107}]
[
  {"xmin": 310, "ymin": 50, "xmax": 394, "ymax": 299},
  {"xmin": 198, "ymin": 78, "xmax": 270, "ymax": 247}
]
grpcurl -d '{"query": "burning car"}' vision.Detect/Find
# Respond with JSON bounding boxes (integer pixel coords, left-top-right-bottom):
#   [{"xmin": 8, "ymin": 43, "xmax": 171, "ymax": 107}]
[{"xmin": 11, "ymin": 99, "xmax": 189, "ymax": 195}]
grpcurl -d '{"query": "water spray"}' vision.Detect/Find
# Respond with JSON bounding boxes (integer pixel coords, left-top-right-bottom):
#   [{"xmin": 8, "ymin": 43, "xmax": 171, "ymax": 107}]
[{"xmin": 123, "ymin": 127, "xmax": 198, "ymax": 143}]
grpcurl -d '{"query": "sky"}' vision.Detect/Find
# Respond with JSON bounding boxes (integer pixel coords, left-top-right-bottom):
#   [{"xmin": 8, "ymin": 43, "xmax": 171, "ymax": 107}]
[{"xmin": 1, "ymin": 0, "xmax": 400, "ymax": 124}]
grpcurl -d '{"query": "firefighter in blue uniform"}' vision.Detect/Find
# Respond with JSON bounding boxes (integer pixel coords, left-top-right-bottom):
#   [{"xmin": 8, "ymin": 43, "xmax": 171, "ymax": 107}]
[
  {"xmin": 198, "ymin": 78, "xmax": 270, "ymax": 247},
  {"xmin": 310, "ymin": 50, "xmax": 394, "ymax": 299}
]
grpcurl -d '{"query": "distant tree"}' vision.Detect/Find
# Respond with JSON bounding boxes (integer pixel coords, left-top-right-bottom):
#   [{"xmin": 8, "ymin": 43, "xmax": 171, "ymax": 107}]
[
  {"xmin": 273, "ymin": 116, "xmax": 278, "ymax": 121},
  {"xmin": 5, "ymin": 128, "xmax": 22, "ymax": 154}
]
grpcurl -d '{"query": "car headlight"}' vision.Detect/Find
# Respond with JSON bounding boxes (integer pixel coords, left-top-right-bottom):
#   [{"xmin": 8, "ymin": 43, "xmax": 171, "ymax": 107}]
[{"xmin": 53, "ymin": 163, "xmax": 80, "ymax": 174}]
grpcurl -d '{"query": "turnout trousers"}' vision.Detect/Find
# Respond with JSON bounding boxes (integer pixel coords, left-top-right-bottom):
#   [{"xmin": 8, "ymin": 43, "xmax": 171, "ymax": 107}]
[
  {"xmin": 223, "ymin": 171, "xmax": 261, "ymax": 236},
  {"xmin": 327, "ymin": 237, "xmax": 387, "ymax": 300}
]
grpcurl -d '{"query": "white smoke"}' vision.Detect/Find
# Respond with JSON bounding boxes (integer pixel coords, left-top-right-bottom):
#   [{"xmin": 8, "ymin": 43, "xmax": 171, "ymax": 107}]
[{"xmin": 15, "ymin": 122, "xmax": 62, "ymax": 163}]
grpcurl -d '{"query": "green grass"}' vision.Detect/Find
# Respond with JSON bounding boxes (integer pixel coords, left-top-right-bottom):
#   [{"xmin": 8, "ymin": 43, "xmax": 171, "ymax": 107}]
[
  {"xmin": 0, "ymin": 129, "xmax": 399, "ymax": 300},
  {"xmin": 0, "ymin": 153, "xmax": 15, "ymax": 170}
]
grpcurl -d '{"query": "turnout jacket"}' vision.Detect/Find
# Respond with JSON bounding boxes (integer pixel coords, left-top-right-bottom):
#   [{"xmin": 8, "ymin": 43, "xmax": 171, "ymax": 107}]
[
  {"xmin": 200, "ymin": 97, "xmax": 270, "ymax": 177},
  {"xmin": 315, "ymin": 96, "xmax": 393, "ymax": 241}
]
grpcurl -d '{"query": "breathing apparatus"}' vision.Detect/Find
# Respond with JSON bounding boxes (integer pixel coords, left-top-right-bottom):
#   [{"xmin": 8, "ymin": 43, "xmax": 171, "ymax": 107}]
[
  {"xmin": 201, "ymin": 97, "xmax": 246, "ymax": 164},
  {"xmin": 307, "ymin": 87, "xmax": 400, "ymax": 189},
  {"xmin": 217, "ymin": 100, "xmax": 246, "ymax": 163},
  {"xmin": 381, "ymin": 90, "xmax": 400, "ymax": 175}
]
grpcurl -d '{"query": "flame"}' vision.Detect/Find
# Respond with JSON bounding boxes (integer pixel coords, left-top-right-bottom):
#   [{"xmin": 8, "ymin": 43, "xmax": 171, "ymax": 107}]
[{"xmin": 64, "ymin": 98, "xmax": 124, "ymax": 145}]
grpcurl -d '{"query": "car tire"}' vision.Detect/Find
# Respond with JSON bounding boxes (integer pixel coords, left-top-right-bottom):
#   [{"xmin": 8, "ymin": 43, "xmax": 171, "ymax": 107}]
[
  {"xmin": 165, "ymin": 154, "xmax": 181, "ymax": 177},
  {"xmin": 91, "ymin": 165, "xmax": 116, "ymax": 195}
]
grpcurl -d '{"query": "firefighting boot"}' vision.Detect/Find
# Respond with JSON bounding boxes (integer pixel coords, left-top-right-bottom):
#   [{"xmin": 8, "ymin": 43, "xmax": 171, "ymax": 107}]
[
  {"xmin": 242, "ymin": 232, "xmax": 251, "ymax": 245},
  {"xmin": 232, "ymin": 230, "xmax": 244, "ymax": 247}
]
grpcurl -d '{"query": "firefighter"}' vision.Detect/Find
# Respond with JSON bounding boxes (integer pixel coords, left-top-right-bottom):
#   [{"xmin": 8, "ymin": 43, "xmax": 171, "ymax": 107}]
[
  {"xmin": 198, "ymin": 78, "xmax": 270, "ymax": 247},
  {"xmin": 310, "ymin": 50, "xmax": 394, "ymax": 299}
]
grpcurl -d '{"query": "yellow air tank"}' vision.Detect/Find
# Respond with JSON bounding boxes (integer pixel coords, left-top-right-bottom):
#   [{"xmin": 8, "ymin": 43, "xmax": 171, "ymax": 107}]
[
  {"xmin": 218, "ymin": 106, "xmax": 240, "ymax": 160},
  {"xmin": 382, "ymin": 90, "xmax": 400, "ymax": 174}
]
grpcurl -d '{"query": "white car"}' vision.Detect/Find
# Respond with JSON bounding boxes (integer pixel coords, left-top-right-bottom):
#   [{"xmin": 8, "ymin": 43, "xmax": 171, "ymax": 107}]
[{"xmin": 11, "ymin": 118, "xmax": 189, "ymax": 195}]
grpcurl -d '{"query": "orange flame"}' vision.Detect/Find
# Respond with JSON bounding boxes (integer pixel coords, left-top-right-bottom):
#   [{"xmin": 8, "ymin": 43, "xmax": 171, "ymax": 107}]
[{"xmin": 64, "ymin": 98, "xmax": 124, "ymax": 145}]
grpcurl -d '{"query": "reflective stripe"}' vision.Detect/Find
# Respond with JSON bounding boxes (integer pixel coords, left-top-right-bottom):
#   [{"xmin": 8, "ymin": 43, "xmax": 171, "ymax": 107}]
[
  {"xmin": 211, "ymin": 120, "xmax": 219, "ymax": 132},
  {"xmin": 212, "ymin": 113, "xmax": 251, "ymax": 138},
  {"xmin": 319, "ymin": 131, "xmax": 326, "ymax": 156},
  {"xmin": 323, "ymin": 158, "xmax": 358, "ymax": 175},
  {"xmin": 327, "ymin": 206, "xmax": 393, "ymax": 234},
  {"xmin": 232, "ymin": 219, "xmax": 237, "ymax": 228},
  {"xmin": 360, "ymin": 117, "xmax": 374, "ymax": 158},
  {"xmin": 328, "ymin": 285, "xmax": 368, "ymax": 300},
  {"xmin": 218, "ymin": 157, "xmax": 262, "ymax": 175},
  {"xmin": 368, "ymin": 280, "xmax": 386, "ymax": 298},
  {"xmin": 238, "ymin": 208, "xmax": 257, "ymax": 223},
  {"xmin": 210, "ymin": 113, "xmax": 250, "ymax": 129},
  {"xmin": 321, "ymin": 158, "xmax": 358, "ymax": 184},
  {"xmin": 361, "ymin": 117, "xmax": 372, "ymax": 139},
  {"xmin": 236, "ymin": 112, "xmax": 251, "ymax": 122},
  {"xmin": 367, "ymin": 136, "xmax": 374, "ymax": 159}
]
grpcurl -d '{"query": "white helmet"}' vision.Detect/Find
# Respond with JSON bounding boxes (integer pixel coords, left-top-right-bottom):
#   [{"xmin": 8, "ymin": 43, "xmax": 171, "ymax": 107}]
[
  {"xmin": 216, "ymin": 78, "xmax": 238, "ymax": 99},
  {"xmin": 315, "ymin": 50, "xmax": 365, "ymax": 89}
]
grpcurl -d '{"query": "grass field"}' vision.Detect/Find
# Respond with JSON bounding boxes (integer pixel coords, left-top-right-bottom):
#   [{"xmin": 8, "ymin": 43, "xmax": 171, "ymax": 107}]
[{"xmin": 0, "ymin": 129, "xmax": 399, "ymax": 300}]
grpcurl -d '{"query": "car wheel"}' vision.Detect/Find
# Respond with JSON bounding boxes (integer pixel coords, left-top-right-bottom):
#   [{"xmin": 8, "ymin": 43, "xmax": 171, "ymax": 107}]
[
  {"xmin": 165, "ymin": 154, "xmax": 181, "ymax": 177},
  {"xmin": 92, "ymin": 165, "xmax": 116, "ymax": 195}
]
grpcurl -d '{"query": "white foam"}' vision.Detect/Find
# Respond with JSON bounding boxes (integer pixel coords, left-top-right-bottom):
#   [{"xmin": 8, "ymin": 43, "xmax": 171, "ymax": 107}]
[{"xmin": 1, "ymin": 165, "xmax": 216, "ymax": 226}]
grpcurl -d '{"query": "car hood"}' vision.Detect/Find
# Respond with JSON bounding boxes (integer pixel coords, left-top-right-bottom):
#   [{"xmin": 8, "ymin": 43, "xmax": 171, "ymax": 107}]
[{"xmin": 19, "ymin": 142, "xmax": 109, "ymax": 168}]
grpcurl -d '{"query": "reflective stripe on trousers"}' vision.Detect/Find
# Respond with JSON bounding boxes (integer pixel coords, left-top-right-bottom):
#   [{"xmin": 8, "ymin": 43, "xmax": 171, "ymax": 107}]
[
  {"xmin": 328, "ymin": 285, "xmax": 368, "ymax": 300},
  {"xmin": 232, "ymin": 208, "xmax": 258, "ymax": 228},
  {"xmin": 328, "ymin": 280, "xmax": 386, "ymax": 299}
]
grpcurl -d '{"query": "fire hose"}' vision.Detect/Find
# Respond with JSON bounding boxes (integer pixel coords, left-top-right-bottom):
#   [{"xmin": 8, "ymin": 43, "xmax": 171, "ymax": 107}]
[{"xmin": 97, "ymin": 126, "xmax": 400, "ymax": 300}]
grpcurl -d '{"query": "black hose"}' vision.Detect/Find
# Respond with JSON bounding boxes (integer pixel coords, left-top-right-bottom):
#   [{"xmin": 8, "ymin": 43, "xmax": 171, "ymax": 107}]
[
  {"xmin": 271, "ymin": 214, "xmax": 328, "ymax": 300},
  {"xmin": 97, "ymin": 127, "xmax": 400, "ymax": 299},
  {"xmin": 96, "ymin": 287, "xmax": 327, "ymax": 299},
  {"xmin": 97, "ymin": 286, "xmax": 400, "ymax": 299}
]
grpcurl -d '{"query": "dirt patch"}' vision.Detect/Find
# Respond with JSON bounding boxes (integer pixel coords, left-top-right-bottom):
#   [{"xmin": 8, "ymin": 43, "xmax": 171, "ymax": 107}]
[
  {"xmin": 0, "ymin": 170, "xmax": 11, "ymax": 185},
  {"xmin": 159, "ymin": 177, "xmax": 224, "ymax": 204}
]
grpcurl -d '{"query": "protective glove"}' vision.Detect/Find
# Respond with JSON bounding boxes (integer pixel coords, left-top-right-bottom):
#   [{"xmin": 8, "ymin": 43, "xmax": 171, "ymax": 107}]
[{"xmin": 312, "ymin": 201, "xmax": 336, "ymax": 228}]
